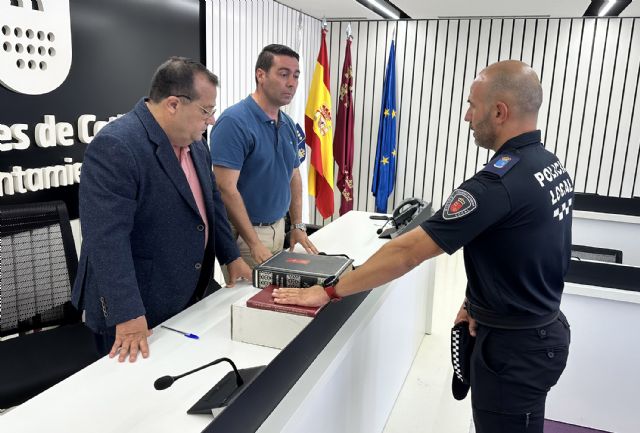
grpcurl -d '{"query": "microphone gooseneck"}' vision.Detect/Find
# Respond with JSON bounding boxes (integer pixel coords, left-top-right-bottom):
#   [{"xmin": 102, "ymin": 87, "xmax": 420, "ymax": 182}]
[
  {"xmin": 376, "ymin": 216, "xmax": 394, "ymax": 235},
  {"xmin": 153, "ymin": 357, "xmax": 244, "ymax": 391}
]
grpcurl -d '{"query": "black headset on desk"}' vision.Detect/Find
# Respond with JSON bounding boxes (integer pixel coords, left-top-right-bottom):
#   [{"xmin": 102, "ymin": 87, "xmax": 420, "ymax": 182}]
[{"xmin": 372, "ymin": 198, "xmax": 431, "ymax": 239}]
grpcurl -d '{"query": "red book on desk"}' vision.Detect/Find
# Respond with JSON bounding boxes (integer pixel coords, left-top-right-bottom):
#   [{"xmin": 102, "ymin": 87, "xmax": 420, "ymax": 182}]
[{"xmin": 246, "ymin": 285, "xmax": 323, "ymax": 317}]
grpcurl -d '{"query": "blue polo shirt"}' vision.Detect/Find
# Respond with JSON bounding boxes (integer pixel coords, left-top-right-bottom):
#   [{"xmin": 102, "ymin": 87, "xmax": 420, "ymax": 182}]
[
  {"xmin": 421, "ymin": 131, "xmax": 574, "ymax": 320},
  {"xmin": 210, "ymin": 96, "xmax": 300, "ymax": 224}
]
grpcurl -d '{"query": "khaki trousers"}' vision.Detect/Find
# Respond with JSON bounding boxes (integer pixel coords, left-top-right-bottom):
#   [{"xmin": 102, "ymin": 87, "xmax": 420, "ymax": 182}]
[{"xmin": 222, "ymin": 218, "xmax": 285, "ymax": 282}]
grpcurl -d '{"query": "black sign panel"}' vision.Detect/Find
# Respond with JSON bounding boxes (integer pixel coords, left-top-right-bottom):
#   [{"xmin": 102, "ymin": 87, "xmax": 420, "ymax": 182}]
[{"xmin": 0, "ymin": 0, "xmax": 202, "ymax": 218}]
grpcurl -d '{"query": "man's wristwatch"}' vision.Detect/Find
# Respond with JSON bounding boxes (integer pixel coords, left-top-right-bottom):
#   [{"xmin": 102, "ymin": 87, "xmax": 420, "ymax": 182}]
[
  {"xmin": 322, "ymin": 275, "xmax": 342, "ymax": 301},
  {"xmin": 292, "ymin": 223, "xmax": 307, "ymax": 232}
]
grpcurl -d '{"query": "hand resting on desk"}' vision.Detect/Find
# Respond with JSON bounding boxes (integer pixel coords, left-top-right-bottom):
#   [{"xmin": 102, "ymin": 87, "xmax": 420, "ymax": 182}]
[
  {"xmin": 225, "ymin": 257, "xmax": 253, "ymax": 287},
  {"xmin": 109, "ymin": 315, "xmax": 153, "ymax": 362}
]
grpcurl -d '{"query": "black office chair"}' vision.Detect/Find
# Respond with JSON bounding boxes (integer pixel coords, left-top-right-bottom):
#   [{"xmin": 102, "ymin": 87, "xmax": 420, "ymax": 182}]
[{"xmin": 0, "ymin": 201, "xmax": 100, "ymax": 409}]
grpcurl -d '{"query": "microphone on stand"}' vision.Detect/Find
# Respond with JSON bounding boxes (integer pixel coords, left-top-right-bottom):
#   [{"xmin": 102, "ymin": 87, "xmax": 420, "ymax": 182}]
[
  {"xmin": 154, "ymin": 357, "xmax": 243, "ymax": 390},
  {"xmin": 376, "ymin": 216, "xmax": 396, "ymax": 236},
  {"xmin": 154, "ymin": 357, "xmax": 265, "ymax": 416}
]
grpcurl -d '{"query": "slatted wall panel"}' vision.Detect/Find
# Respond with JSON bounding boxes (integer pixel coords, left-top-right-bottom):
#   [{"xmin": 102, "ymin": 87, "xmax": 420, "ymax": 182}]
[
  {"xmin": 325, "ymin": 17, "xmax": 640, "ymax": 224},
  {"xmin": 207, "ymin": 7, "xmax": 640, "ymax": 224},
  {"xmin": 208, "ymin": 0, "xmax": 321, "ymax": 112}
]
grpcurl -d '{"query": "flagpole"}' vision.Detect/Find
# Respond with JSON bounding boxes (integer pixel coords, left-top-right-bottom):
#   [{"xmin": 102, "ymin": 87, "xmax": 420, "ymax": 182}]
[{"xmin": 288, "ymin": 12, "xmax": 311, "ymax": 223}]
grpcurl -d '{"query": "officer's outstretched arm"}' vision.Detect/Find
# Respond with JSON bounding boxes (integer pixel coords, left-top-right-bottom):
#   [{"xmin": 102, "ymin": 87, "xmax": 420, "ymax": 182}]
[
  {"xmin": 335, "ymin": 226, "xmax": 443, "ymax": 298},
  {"xmin": 273, "ymin": 227, "xmax": 444, "ymax": 306}
]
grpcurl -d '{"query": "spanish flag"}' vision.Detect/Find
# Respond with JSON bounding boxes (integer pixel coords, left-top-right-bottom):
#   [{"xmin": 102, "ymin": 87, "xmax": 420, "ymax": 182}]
[{"xmin": 305, "ymin": 28, "xmax": 334, "ymax": 219}]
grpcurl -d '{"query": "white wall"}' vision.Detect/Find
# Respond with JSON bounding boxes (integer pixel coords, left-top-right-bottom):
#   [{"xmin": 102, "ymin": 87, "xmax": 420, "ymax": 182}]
[{"xmin": 70, "ymin": 219, "xmax": 82, "ymax": 257}]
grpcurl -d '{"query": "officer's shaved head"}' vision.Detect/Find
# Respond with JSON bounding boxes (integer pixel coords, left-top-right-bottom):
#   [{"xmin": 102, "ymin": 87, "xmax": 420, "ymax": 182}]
[{"xmin": 477, "ymin": 60, "xmax": 542, "ymax": 118}]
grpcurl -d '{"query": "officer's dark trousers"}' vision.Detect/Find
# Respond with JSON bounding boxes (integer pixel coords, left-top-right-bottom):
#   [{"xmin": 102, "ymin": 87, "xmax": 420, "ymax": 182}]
[{"xmin": 470, "ymin": 312, "xmax": 570, "ymax": 433}]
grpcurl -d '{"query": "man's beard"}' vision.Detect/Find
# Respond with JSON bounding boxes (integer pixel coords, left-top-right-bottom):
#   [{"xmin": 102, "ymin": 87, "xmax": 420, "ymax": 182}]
[{"xmin": 472, "ymin": 116, "xmax": 497, "ymax": 150}]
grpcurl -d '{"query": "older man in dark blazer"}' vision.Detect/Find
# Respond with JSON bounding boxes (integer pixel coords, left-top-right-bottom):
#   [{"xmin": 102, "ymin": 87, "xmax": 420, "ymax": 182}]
[{"xmin": 72, "ymin": 57, "xmax": 251, "ymax": 362}]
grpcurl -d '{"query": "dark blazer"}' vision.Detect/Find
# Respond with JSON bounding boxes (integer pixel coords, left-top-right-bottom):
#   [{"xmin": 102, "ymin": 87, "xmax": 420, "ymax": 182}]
[{"xmin": 72, "ymin": 98, "xmax": 240, "ymax": 333}]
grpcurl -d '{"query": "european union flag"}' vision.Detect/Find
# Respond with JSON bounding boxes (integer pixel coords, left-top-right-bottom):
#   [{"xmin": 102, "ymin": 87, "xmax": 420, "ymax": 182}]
[{"xmin": 371, "ymin": 40, "xmax": 397, "ymax": 213}]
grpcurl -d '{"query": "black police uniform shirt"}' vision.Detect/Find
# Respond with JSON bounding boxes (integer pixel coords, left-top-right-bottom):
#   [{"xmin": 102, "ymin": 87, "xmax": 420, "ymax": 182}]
[{"xmin": 420, "ymin": 130, "xmax": 573, "ymax": 318}]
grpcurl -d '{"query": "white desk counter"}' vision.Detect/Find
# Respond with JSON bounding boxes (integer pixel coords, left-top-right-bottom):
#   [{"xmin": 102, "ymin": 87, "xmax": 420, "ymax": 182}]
[
  {"xmin": 547, "ymin": 282, "xmax": 640, "ymax": 433},
  {"xmin": 0, "ymin": 211, "xmax": 435, "ymax": 433},
  {"xmin": 0, "ymin": 285, "xmax": 277, "ymax": 433}
]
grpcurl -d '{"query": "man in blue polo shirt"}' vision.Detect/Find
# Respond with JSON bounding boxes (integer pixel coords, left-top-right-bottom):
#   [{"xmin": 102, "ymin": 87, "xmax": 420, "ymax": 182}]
[
  {"xmin": 211, "ymin": 44, "xmax": 318, "ymax": 270},
  {"xmin": 273, "ymin": 60, "xmax": 573, "ymax": 433}
]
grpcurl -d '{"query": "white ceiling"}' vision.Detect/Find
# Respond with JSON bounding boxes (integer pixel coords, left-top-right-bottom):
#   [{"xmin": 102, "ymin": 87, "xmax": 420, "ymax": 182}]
[
  {"xmin": 278, "ymin": 0, "xmax": 640, "ymax": 20},
  {"xmin": 277, "ymin": 0, "xmax": 381, "ymax": 20}
]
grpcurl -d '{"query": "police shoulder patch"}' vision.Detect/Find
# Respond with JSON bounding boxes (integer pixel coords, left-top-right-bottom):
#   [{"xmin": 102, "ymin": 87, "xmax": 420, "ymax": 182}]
[
  {"xmin": 294, "ymin": 122, "xmax": 306, "ymax": 145},
  {"xmin": 482, "ymin": 153, "xmax": 520, "ymax": 177},
  {"xmin": 443, "ymin": 189, "xmax": 478, "ymax": 220}
]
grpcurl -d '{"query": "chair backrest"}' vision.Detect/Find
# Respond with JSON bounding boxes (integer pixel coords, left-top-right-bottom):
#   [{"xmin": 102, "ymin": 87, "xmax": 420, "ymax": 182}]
[{"xmin": 0, "ymin": 200, "xmax": 80, "ymax": 337}]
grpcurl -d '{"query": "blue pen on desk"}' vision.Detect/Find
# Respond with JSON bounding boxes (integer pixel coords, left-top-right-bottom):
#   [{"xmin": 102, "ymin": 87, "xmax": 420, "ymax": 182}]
[{"xmin": 160, "ymin": 325, "xmax": 199, "ymax": 340}]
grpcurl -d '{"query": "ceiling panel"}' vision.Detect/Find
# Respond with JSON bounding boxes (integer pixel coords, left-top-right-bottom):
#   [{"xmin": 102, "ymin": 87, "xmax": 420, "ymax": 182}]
[
  {"xmin": 621, "ymin": 1, "xmax": 640, "ymax": 16},
  {"xmin": 395, "ymin": 0, "xmax": 592, "ymax": 18},
  {"xmin": 278, "ymin": 0, "xmax": 639, "ymax": 19},
  {"xmin": 276, "ymin": 0, "xmax": 380, "ymax": 20}
]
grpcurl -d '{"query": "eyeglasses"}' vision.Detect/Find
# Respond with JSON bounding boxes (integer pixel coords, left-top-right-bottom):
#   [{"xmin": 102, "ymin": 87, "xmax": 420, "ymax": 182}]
[{"xmin": 174, "ymin": 94, "xmax": 217, "ymax": 118}]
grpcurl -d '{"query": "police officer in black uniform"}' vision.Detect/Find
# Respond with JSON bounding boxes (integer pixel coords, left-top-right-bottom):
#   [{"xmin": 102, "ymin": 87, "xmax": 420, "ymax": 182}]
[{"xmin": 272, "ymin": 60, "xmax": 573, "ymax": 433}]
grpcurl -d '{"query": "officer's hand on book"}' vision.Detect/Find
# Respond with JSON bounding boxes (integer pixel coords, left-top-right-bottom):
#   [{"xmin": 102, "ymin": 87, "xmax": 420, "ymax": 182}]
[{"xmin": 272, "ymin": 285, "xmax": 329, "ymax": 307}]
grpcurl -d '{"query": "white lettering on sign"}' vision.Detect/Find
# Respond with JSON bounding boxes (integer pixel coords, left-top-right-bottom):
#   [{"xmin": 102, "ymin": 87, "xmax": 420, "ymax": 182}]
[
  {"xmin": 0, "ymin": 123, "xmax": 30, "ymax": 151},
  {"xmin": 1, "ymin": 113, "xmax": 121, "ymax": 151},
  {"xmin": 1, "ymin": 113, "xmax": 122, "ymax": 197},
  {"xmin": 0, "ymin": 159, "xmax": 83, "ymax": 197}
]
